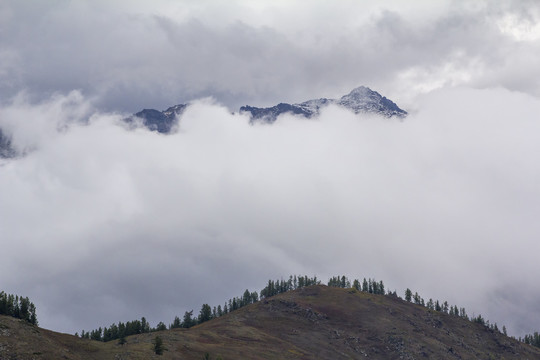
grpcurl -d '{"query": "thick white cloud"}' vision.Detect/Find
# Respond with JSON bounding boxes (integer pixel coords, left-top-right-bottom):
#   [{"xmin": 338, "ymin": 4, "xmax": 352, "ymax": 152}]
[{"xmin": 1, "ymin": 86, "xmax": 540, "ymax": 336}]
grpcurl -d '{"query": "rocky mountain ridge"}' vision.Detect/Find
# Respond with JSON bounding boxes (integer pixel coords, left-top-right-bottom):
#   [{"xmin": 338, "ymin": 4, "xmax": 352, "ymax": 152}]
[
  {"xmin": 240, "ymin": 86, "xmax": 407, "ymax": 122},
  {"xmin": 126, "ymin": 85, "xmax": 407, "ymax": 132},
  {"xmin": 127, "ymin": 103, "xmax": 187, "ymax": 133}
]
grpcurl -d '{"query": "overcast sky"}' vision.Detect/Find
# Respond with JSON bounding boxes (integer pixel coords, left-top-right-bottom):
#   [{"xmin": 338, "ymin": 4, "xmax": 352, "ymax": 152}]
[{"xmin": 1, "ymin": 0, "xmax": 540, "ymax": 337}]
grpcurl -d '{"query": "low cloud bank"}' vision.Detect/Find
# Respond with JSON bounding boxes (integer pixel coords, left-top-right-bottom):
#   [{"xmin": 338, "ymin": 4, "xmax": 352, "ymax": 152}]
[{"xmin": 1, "ymin": 87, "xmax": 539, "ymax": 336}]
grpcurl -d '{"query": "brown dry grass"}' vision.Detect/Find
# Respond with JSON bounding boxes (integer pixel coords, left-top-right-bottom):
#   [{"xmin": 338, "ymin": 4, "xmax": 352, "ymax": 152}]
[{"xmin": 2, "ymin": 285, "xmax": 540, "ymax": 359}]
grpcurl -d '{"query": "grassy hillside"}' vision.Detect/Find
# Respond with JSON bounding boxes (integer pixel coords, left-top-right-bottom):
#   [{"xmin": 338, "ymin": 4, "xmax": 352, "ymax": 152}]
[{"xmin": 2, "ymin": 285, "xmax": 540, "ymax": 359}]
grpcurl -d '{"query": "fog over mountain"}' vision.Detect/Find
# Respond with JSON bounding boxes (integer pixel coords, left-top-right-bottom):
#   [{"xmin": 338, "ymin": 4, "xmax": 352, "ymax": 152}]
[{"xmin": 1, "ymin": 0, "xmax": 540, "ymax": 337}]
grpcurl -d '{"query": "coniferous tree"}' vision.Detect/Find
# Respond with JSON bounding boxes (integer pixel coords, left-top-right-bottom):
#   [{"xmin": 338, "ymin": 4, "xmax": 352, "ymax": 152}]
[
  {"xmin": 183, "ymin": 310, "xmax": 195, "ymax": 328},
  {"xmin": 0, "ymin": 292, "xmax": 6, "ymax": 314},
  {"xmin": 6, "ymin": 294, "xmax": 14, "ymax": 316},
  {"xmin": 118, "ymin": 322, "xmax": 126, "ymax": 339},
  {"xmin": 443, "ymin": 301, "xmax": 449, "ymax": 314},
  {"xmin": 118, "ymin": 335, "xmax": 127, "ymax": 345},
  {"xmin": 371, "ymin": 279, "xmax": 378, "ymax": 294},
  {"xmin": 0, "ymin": 292, "xmax": 38, "ymax": 325},
  {"xmin": 109, "ymin": 323, "xmax": 119, "ymax": 339},
  {"xmin": 156, "ymin": 321, "xmax": 167, "ymax": 331},
  {"xmin": 378, "ymin": 280, "xmax": 385, "ymax": 295},
  {"xmin": 171, "ymin": 316, "xmax": 182, "ymax": 329},
  {"xmin": 102, "ymin": 327, "xmax": 111, "ymax": 342},
  {"xmin": 19, "ymin": 296, "xmax": 29, "ymax": 321},
  {"xmin": 153, "ymin": 336, "xmax": 165, "ymax": 355},
  {"xmin": 405, "ymin": 288, "xmax": 412, "ymax": 302},
  {"xmin": 199, "ymin": 304, "xmax": 212, "ymax": 323},
  {"xmin": 13, "ymin": 295, "xmax": 20, "ymax": 318},
  {"xmin": 90, "ymin": 327, "xmax": 102, "ymax": 341},
  {"xmin": 327, "ymin": 276, "xmax": 338, "ymax": 287},
  {"xmin": 250, "ymin": 291, "xmax": 259, "ymax": 303},
  {"xmin": 473, "ymin": 314, "xmax": 485, "ymax": 325},
  {"xmin": 141, "ymin": 317, "xmax": 150, "ymax": 333},
  {"xmin": 242, "ymin": 290, "xmax": 251, "ymax": 306},
  {"xmin": 459, "ymin": 307, "xmax": 468, "ymax": 320}
]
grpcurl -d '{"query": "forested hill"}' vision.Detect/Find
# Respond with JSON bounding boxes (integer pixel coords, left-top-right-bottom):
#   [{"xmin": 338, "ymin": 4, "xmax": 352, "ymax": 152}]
[{"xmin": 2, "ymin": 284, "xmax": 540, "ymax": 360}]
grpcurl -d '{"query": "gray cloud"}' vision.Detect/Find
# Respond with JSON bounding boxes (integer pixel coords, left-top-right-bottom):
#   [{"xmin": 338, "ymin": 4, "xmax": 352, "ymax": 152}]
[
  {"xmin": 1, "ymin": 86, "xmax": 540, "ymax": 337},
  {"xmin": 2, "ymin": 0, "xmax": 540, "ymax": 113}
]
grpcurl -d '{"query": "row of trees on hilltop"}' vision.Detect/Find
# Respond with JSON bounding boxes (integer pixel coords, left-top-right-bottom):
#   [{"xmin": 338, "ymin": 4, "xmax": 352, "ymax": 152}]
[
  {"xmin": 81, "ymin": 275, "xmax": 320, "ymax": 343},
  {"xmin": 328, "ymin": 275, "xmax": 387, "ymax": 295},
  {"xmin": 326, "ymin": 277, "xmax": 531, "ymax": 347},
  {"xmin": 75, "ymin": 274, "xmax": 540, "ymax": 351},
  {"xmin": 0, "ymin": 291, "xmax": 37, "ymax": 325},
  {"xmin": 259, "ymin": 275, "xmax": 320, "ymax": 298},
  {"xmin": 402, "ymin": 287, "xmax": 509, "ymax": 332},
  {"xmin": 404, "ymin": 288, "xmax": 470, "ymax": 318},
  {"xmin": 79, "ymin": 317, "xmax": 152, "ymax": 342},
  {"xmin": 523, "ymin": 332, "xmax": 540, "ymax": 348},
  {"xmin": 80, "ymin": 274, "xmax": 362, "ymax": 343},
  {"xmin": 170, "ymin": 288, "xmax": 259, "ymax": 331},
  {"xmin": 79, "ymin": 286, "xmax": 261, "ymax": 343},
  {"xmin": 259, "ymin": 275, "xmax": 540, "ymax": 350}
]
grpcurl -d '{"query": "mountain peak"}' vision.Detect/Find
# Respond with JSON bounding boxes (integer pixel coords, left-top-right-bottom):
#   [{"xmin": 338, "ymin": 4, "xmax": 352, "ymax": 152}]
[
  {"xmin": 127, "ymin": 86, "xmax": 408, "ymax": 133},
  {"xmin": 241, "ymin": 86, "xmax": 407, "ymax": 123},
  {"xmin": 338, "ymin": 86, "xmax": 407, "ymax": 118},
  {"xmin": 347, "ymin": 85, "xmax": 372, "ymax": 95}
]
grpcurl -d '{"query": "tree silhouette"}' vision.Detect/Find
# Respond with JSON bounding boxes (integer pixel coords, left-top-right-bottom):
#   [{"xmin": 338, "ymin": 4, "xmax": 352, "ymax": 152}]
[{"xmin": 153, "ymin": 335, "xmax": 165, "ymax": 355}]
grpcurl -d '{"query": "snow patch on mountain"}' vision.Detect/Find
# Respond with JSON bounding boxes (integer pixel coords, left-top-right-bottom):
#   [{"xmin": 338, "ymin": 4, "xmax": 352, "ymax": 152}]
[
  {"xmin": 128, "ymin": 86, "xmax": 407, "ymax": 132},
  {"xmin": 240, "ymin": 86, "xmax": 407, "ymax": 122}
]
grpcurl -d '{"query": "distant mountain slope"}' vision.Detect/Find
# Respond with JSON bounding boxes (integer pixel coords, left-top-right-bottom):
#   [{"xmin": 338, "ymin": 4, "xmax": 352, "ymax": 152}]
[
  {"xmin": 127, "ymin": 86, "xmax": 407, "ymax": 133},
  {"xmin": 124, "ymin": 104, "xmax": 187, "ymax": 133},
  {"xmin": 2, "ymin": 285, "xmax": 539, "ymax": 360},
  {"xmin": 0, "ymin": 129, "xmax": 15, "ymax": 158},
  {"xmin": 240, "ymin": 86, "xmax": 407, "ymax": 122}
]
